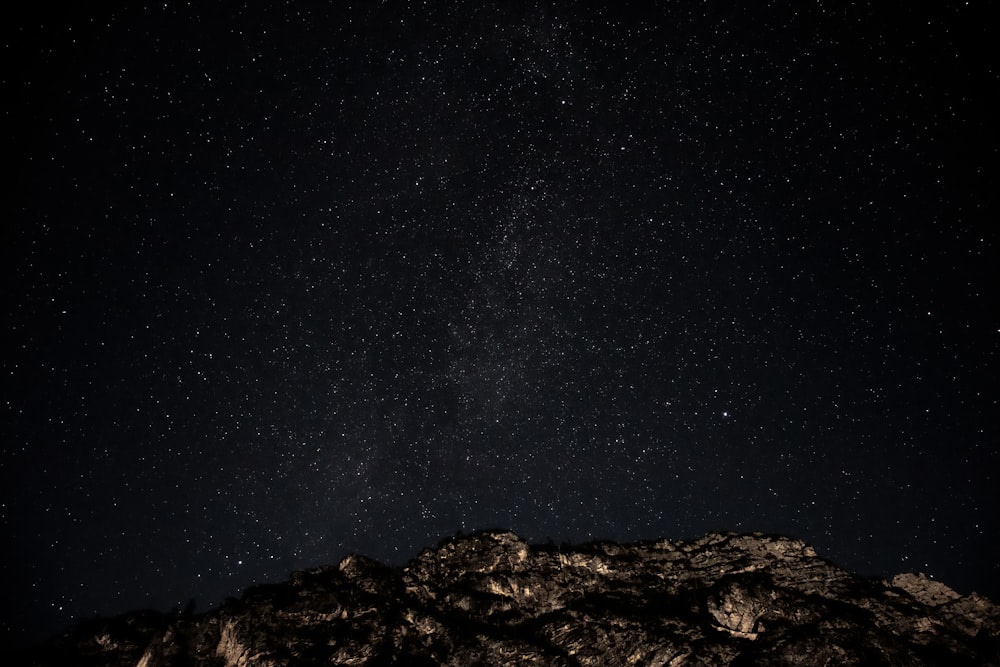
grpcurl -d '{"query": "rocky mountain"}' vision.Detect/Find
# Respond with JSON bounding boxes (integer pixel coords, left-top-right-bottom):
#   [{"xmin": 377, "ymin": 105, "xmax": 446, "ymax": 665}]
[{"xmin": 13, "ymin": 531, "xmax": 999, "ymax": 666}]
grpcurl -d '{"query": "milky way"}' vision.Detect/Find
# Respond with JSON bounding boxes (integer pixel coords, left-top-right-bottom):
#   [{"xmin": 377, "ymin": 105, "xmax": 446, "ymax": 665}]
[{"xmin": 4, "ymin": 2, "xmax": 997, "ymax": 644}]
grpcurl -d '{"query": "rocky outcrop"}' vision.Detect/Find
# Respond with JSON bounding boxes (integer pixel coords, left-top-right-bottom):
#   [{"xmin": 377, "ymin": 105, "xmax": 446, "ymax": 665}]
[{"xmin": 13, "ymin": 531, "xmax": 1000, "ymax": 666}]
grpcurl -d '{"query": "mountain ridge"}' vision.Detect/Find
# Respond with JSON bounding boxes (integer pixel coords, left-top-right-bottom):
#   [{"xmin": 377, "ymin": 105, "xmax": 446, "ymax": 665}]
[{"xmin": 13, "ymin": 530, "xmax": 999, "ymax": 666}]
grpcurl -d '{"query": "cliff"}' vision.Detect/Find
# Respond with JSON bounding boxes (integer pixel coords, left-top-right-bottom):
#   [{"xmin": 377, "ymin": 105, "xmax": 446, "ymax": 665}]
[{"xmin": 14, "ymin": 531, "xmax": 1000, "ymax": 666}]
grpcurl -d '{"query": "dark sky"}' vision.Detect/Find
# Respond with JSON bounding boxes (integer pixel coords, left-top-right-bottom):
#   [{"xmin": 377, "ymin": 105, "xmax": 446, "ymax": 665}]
[{"xmin": 3, "ymin": 1, "xmax": 997, "ymax": 645}]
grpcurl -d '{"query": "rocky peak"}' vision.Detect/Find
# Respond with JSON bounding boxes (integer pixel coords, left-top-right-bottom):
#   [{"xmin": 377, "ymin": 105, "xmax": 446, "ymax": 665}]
[{"xmin": 13, "ymin": 531, "xmax": 999, "ymax": 666}]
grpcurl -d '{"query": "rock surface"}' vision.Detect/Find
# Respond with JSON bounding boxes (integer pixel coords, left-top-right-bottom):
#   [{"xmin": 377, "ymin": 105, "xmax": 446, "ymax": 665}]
[{"xmin": 13, "ymin": 531, "xmax": 1000, "ymax": 666}]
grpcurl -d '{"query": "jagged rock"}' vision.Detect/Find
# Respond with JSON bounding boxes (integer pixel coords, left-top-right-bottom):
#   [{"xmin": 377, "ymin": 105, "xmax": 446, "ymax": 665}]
[{"xmin": 12, "ymin": 530, "xmax": 1000, "ymax": 666}]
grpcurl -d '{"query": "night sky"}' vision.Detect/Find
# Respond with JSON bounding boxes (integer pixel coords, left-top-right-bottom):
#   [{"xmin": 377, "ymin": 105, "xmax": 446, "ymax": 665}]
[{"xmin": 4, "ymin": 2, "xmax": 997, "ymax": 645}]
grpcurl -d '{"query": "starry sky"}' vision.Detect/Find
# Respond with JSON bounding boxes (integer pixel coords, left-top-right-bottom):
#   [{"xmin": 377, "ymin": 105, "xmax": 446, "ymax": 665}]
[{"xmin": 3, "ymin": 1, "xmax": 997, "ymax": 645}]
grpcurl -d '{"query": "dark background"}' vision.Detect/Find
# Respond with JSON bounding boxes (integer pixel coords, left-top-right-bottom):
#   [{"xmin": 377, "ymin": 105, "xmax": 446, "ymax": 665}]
[{"xmin": 3, "ymin": 1, "xmax": 996, "ymax": 645}]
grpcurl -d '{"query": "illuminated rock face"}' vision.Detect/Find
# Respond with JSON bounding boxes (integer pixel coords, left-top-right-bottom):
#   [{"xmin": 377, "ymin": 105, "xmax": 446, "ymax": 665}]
[{"xmin": 17, "ymin": 531, "xmax": 1000, "ymax": 666}]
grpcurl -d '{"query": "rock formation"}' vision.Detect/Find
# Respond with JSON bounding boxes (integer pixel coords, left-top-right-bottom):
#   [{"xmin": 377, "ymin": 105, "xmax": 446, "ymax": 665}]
[{"xmin": 13, "ymin": 531, "xmax": 1000, "ymax": 665}]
